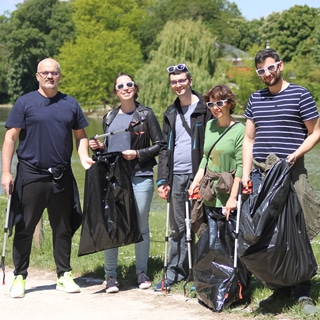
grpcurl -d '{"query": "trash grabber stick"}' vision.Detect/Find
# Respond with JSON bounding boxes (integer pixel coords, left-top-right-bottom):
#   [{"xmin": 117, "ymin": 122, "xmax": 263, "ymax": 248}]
[
  {"xmin": 234, "ymin": 181, "xmax": 242, "ymax": 270},
  {"xmin": 161, "ymin": 190, "xmax": 171, "ymax": 294},
  {"xmin": 91, "ymin": 118, "xmax": 145, "ymax": 140},
  {"xmin": 92, "ymin": 127, "xmax": 130, "ymax": 140},
  {"xmin": 183, "ymin": 190, "xmax": 193, "ymax": 296},
  {"xmin": 1, "ymin": 182, "xmax": 13, "ymax": 285}
]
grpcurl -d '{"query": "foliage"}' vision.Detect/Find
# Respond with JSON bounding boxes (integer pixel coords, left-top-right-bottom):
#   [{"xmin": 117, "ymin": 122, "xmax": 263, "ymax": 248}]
[
  {"xmin": 259, "ymin": 5, "xmax": 319, "ymax": 63},
  {"xmin": 0, "ymin": 1, "xmax": 319, "ymax": 110},
  {"xmin": 57, "ymin": 0, "xmax": 147, "ymax": 106},
  {"xmin": 139, "ymin": 0, "xmax": 244, "ymax": 60},
  {"xmin": 57, "ymin": 30, "xmax": 143, "ymax": 106},
  {"xmin": 3, "ymin": 0, "xmax": 75, "ymax": 103},
  {"xmin": 135, "ymin": 19, "xmax": 221, "ymax": 117},
  {"xmin": 0, "ymin": 16, "xmax": 10, "ymax": 103}
]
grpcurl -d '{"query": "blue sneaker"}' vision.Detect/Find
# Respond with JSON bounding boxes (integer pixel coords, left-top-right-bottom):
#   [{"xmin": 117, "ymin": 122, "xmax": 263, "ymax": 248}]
[
  {"xmin": 298, "ymin": 297, "xmax": 318, "ymax": 316},
  {"xmin": 153, "ymin": 279, "xmax": 174, "ymax": 291}
]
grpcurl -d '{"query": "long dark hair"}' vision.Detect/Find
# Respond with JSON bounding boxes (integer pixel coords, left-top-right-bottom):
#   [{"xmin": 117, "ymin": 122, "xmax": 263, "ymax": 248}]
[{"xmin": 113, "ymin": 72, "xmax": 139, "ymax": 100}]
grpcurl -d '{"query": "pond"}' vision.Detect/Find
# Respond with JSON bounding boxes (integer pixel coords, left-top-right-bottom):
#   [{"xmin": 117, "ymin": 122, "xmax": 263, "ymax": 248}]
[{"xmin": 0, "ymin": 106, "xmax": 319, "ymax": 210}]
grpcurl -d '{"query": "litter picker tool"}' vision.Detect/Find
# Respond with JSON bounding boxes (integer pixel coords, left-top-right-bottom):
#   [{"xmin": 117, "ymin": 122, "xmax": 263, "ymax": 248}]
[
  {"xmin": 234, "ymin": 181, "xmax": 242, "ymax": 270},
  {"xmin": 225, "ymin": 181, "xmax": 245, "ymax": 302},
  {"xmin": 90, "ymin": 118, "xmax": 145, "ymax": 140},
  {"xmin": 161, "ymin": 189, "xmax": 171, "ymax": 294},
  {"xmin": 1, "ymin": 182, "xmax": 13, "ymax": 285},
  {"xmin": 183, "ymin": 188, "xmax": 194, "ymax": 296}
]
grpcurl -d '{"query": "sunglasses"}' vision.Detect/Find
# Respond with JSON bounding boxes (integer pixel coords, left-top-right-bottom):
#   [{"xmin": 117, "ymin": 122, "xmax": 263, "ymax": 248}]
[
  {"xmin": 170, "ymin": 78, "xmax": 188, "ymax": 86},
  {"xmin": 167, "ymin": 63, "xmax": 188, "ymax": 73},
  {"xmin": 206, "ymin": 100, "xmax": 228, "ymax": 109},
  {"xmin": 115, "ymin": 81, "xmax": 135, "ymax": 91},
  {"xmin": 256, "ymin": 61, "xmax": 281, "ymax": 76}
]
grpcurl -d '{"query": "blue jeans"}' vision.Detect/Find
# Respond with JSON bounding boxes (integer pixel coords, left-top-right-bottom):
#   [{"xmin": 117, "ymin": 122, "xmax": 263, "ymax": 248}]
[
  {"xmin": 104, "ymin": 176, "xmax": 154, "ymax": 279},
  {"xmin": 166, "ymin": 174, "xmax": 192, "ymax": 282}
]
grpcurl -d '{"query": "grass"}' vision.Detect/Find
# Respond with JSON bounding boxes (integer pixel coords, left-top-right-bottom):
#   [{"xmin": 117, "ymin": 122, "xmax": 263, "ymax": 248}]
[{"xmin": 0, "ymin": 192, "xmax": 320, "ymax": 319}]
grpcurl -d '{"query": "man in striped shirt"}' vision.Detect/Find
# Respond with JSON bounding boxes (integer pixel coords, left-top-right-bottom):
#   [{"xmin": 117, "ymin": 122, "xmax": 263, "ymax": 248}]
[{"xmin": 242, "ymin": 48, "xmax": 320, "ymax": 316}]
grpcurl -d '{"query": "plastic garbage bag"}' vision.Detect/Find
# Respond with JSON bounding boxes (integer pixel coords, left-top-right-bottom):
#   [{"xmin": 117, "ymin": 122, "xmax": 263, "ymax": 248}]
[
  {"xmin": 78, "ymin": 152, "xmax": 142, "ymax": 256},
  {"xmin": 193, "ymin": 208, "xmax": 250, "ymax": 312},
  {"xmin": 238, "ymin": 160, "xmax": 317, "ymax": 289}
]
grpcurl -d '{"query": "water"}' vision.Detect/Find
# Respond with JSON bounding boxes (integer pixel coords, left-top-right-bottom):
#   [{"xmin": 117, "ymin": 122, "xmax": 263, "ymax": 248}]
[{"xmin": 0, "ymin": 106, "xmax": 319, "ymax": 201}]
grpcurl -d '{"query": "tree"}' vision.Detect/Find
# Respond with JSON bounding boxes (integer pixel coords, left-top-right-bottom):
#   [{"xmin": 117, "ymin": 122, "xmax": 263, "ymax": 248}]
[
  {"xmin": 4, "ymin": 0, "xmax": 74, "ymax": 102},
  {"xmin": 139, "ymin": 0, "xmax": 244, "ymax": 60},
  {"xmin": 135, "ymin": 19, "xmax": 222, "ymax": 118},
  {"xmin": 0, "ymin": 15, "xmax": 11, "ymax": 103},
  {"xmin": 259, "ymin": 5, "xmax": 319, "ymax": 62},
  {"xmin": 57, "ymin": 30, "xmax": 142, "ymax": 105},
  {"xmin": 57, "ymin": 0, "xmax": 147, "ymax": 105}
]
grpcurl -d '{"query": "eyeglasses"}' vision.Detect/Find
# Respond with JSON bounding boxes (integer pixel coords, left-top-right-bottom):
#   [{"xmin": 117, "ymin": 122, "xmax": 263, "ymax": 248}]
[
  {"xmin": 167, "ymin": 63, "xmax": 188, "ymax": 73},
  {"xmin": 256, "ymin": 61, "xmax": 281, "ymax": 76},
  {"xmin": 115, "ymin": 81, "xmax": 135, "ymax": 91},
  {"xmin": 37, "ymin": 71, "xmax": 60, "ymax": 77},
  {"xmin": 206, "ymin": 100, "xmax": 228, "ymax": 109},
  {"xmin": 170, "ymin": 78, "xmax": 188, "ymax": 86}
]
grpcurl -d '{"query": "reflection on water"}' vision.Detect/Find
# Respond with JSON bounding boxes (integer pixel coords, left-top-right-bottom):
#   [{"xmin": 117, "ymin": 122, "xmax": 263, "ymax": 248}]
[{"xmin": 0, "ymin": 106, "xmax": 319, "ymax": 205}]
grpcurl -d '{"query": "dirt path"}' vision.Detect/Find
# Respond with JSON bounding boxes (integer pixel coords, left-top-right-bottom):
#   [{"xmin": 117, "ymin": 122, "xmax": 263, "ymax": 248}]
[{"xmin": 0, "ymin": 268, "xmax": 295, "ymax": 320}]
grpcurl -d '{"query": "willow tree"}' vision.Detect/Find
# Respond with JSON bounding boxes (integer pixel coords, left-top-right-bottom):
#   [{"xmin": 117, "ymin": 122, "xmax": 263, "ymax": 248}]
[{"xmin": 135, "ymin": 19, "xmax": 224, "ymax": 118}]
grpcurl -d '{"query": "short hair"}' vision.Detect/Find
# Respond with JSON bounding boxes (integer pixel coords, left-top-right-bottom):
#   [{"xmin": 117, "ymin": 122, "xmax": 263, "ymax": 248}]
[
  {"xmin": 254, "ymin": 48, "xmax": 280, "ymax": 67},
  {"xmin": 168, "ymin": 64, "xmax": 192, "ymax": 79},
  {"xmin": 204, "ymin": 84, "xmax": 236, "ymax": 114}
]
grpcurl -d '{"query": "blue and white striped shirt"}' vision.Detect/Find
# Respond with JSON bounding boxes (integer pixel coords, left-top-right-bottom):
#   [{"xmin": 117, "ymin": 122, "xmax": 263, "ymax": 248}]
[{"xmin": 244, "ymin": 83, "xmax": 319, "ymax": 162}]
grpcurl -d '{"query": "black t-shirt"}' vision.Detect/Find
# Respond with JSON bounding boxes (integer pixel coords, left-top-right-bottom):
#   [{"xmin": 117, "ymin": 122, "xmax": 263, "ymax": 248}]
[{"xmin": 5, "ymin": 90, "xmax": 88, "ymax": 168}]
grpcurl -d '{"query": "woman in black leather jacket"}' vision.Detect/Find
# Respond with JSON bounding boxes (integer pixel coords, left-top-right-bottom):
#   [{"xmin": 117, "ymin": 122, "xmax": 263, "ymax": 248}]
[{"xmin": 89, "ymin": 72, "xmax": 163, "ymax": 293}]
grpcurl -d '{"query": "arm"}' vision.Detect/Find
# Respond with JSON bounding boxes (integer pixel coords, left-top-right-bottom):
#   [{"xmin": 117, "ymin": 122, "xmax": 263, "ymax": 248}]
[
  {"xmin": 1, "ymin": 128, "xmax": 20, "ymax": 195},
  {"xmin": 73, "ymin": 129, "xmax": 95, "ymax": 169},
  {"xmin": 242, "ymin": 119, "xmax": 255, "ymax": 189},
  {"xmin": 287, "ymin": 117, "xmax": 320, "ymax": 163},
  {"xmin": 157, "ymin": 115, "xmax": 170, "ymax": 192},
  {"xmin": 135, "ymin": 110, "xmax": 163, "ymax": 162},
  {"xmin": 188, "ymin": 167, "xmax": 205, "ymax": 196}
]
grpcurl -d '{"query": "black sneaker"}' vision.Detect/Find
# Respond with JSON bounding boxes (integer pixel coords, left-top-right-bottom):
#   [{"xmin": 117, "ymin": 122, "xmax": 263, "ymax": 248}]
[
  {"xmin": 259, "ymin": 287, "xmax": 292, "ymax": 308},
  {"xmin": 105, "ymin": 276, "xmax": 119, "ymax": 293},
  {"xmin": 298, "ymin": 297, "xmax": 318, "ymax": 315},
  {"xmin": 137, "ymin": 272, "xmax": 151, "ymax": 289}
]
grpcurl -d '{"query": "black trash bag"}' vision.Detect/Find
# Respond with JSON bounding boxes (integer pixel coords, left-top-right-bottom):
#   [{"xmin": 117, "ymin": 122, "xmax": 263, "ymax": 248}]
[
  {"xmin": 193, "ymin": 208, "xmax": 250, "ymax": 312},
  {"xmin": 238, "ymin": 160, "xmax": 317, "ymax": 289},
  {"xmin": 78, "ymin": 152, "xmax": 143, "ymax": 256}
]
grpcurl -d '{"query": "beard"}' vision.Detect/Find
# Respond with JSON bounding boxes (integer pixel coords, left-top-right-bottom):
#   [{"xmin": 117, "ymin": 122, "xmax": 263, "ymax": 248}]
[{"xmin": 261, "ymin": 71, "xmax": 282, "ymax": 87}]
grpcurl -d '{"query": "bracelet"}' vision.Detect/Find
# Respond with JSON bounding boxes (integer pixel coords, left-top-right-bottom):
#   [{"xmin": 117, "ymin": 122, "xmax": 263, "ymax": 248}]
[{"xmin": 136, "ymin": 150, "xmax": 139, "ymax": 158}]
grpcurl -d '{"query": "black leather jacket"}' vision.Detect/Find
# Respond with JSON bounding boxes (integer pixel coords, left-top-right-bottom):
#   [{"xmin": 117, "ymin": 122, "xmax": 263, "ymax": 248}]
[
  {"xmin": 157, "ymin": 90, "xmax": 212, "ymax": 187},
  {"xmin": 102, "ymin": 102, "xmax": 163, "ymax": 171}
]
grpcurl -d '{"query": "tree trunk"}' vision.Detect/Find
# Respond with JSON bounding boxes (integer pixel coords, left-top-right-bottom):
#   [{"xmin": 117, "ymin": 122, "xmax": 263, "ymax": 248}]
[{"xmin": 33, "ymin": 218, "xmax": 44, "ymax": 249}]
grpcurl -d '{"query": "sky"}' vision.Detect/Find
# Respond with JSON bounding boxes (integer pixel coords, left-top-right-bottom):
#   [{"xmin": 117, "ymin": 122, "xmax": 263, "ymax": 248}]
[{"xmin": 0, "ymin": 0, "xmax": 319, "ymax": 20}]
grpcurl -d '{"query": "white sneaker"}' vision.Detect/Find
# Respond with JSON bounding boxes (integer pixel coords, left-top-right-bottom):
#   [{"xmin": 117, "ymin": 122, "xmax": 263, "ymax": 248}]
[
  {"xmin": 105, "ymin": 276, "xmax": 119, "ymax": 293},
  {"xmin": 10, "ymin": 275, "xmax": 26, "ymax": 298},
  {"xmin": 137, "ymin": 272, "xmax": 151, "ymax": 289},
  {"xmin": 56, "ymin": 271, "xmax": 80, "ymax": 293}
]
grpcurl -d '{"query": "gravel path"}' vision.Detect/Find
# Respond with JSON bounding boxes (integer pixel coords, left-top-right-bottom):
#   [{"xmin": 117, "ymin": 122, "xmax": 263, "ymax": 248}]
[{"xmin": 0, "ymin": 268, "xmax": 296, "ymax": 320}]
